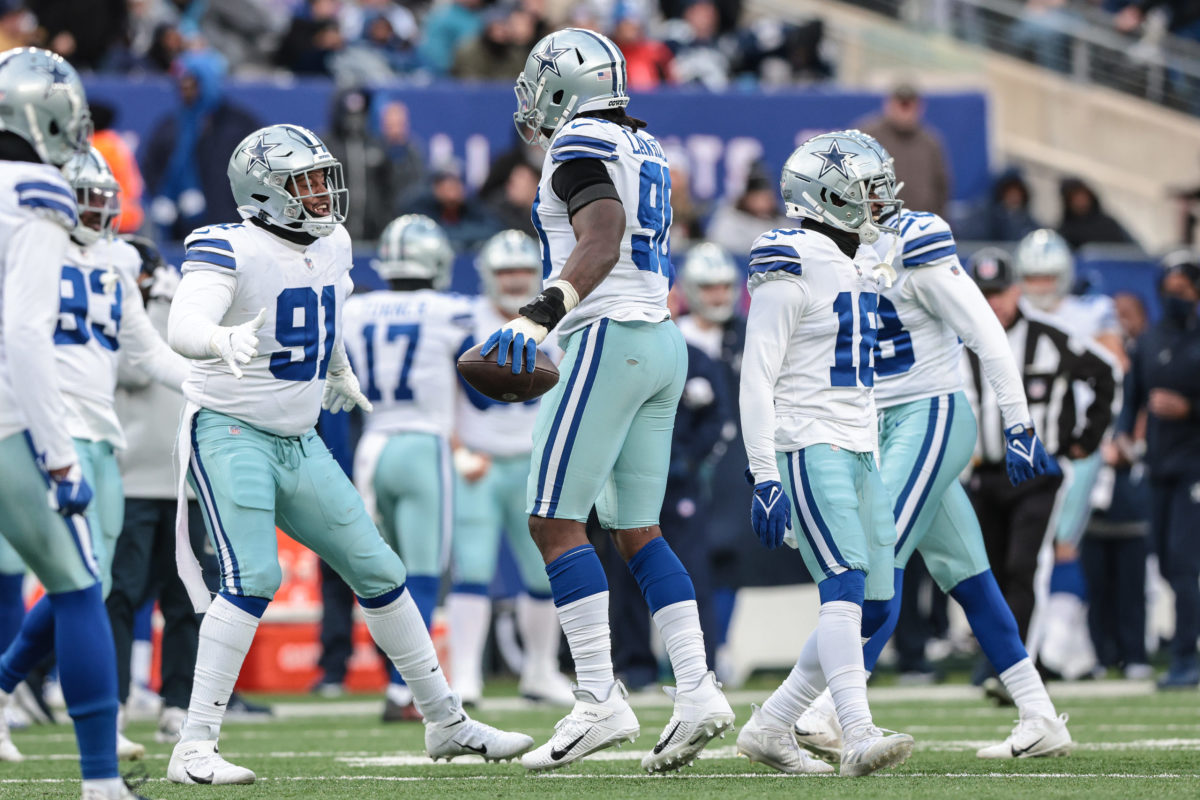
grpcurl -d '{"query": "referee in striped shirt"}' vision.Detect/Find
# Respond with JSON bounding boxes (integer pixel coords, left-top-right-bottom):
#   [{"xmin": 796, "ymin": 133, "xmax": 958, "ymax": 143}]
[{"xmin": 962, "ymin": 249, "xmax": 1117, "ymax": 650}]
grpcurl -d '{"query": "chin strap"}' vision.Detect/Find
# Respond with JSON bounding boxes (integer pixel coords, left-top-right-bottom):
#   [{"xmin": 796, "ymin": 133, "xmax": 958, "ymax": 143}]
[{"xmin": 871, "ymin": 232, "xmax": 899, "ymax": 289}]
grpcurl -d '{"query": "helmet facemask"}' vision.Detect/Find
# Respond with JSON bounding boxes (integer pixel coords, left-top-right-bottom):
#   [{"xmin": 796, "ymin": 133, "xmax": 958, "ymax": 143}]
[
  {"xmin": 73, "ymin": 182, "xmax": 120, "ymax": 246},
  {"xmin": 513, "ymin": 72, "xmax": 578, "ymax": 150},
  {"xmin": 274, "ymin": 162, "xmax": 348, "ymax": 237}
]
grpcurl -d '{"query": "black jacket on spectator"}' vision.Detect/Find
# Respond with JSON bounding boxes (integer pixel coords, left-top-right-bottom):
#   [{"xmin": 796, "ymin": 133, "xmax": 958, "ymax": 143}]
[
  {"xmin": 1120, "ymin": 310, "xmax": 1200, "ymax": 477},
  {"xmin": 28, "ymin": 0, "xmax": 128, "ymax": 70},
  {"xmin": 957, "ymin": 168, "xmax": 1041, "ymax": 242},
  {"xmin": 1058, "ymin": 178, "xmax": 1135, "ymax": 249}
]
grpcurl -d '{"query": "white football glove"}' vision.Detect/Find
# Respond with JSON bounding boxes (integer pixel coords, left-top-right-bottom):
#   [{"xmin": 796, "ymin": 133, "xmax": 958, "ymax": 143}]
[
  {"xmin": 322, "ymin": 365, "xmax": 374, "ymax": 414},
  {"xmin": 208, "ymin": 308, "xmax": 266, "ymax": 379}
]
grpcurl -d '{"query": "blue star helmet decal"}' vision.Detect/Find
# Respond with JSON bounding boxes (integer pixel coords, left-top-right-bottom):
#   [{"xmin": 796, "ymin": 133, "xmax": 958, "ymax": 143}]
[
  {"xmin": 242, "ymin": 134, "xmax": 279, "ymax": 174},
  {"xmin": 533, "ymin": 41, "xmax": 570, "ymax": 80},
  {"xmin": 815, "ymin": 140, "xmax": 852, "ymax": 180}
]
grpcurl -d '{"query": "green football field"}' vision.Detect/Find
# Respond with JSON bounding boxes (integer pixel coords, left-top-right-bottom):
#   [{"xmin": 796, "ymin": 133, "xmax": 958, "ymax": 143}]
[{"xmin": 4, "ymin": 680, "xmax": 1199, "ymax": 799}]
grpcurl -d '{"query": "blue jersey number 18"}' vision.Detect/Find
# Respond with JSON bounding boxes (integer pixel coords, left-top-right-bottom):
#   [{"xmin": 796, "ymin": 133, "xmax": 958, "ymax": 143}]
[
  {"xmin": 874, "ymin": 295, "xmax": 915, "ymax": 378},
  {"xmin": 829, "ymin": 291, "xmax": 878, "ymax": 388}
]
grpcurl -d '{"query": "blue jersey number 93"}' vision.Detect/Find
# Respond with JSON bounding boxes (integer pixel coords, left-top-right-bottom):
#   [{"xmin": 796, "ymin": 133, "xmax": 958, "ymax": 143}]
[{"xmin": 54, "ymin": 265, "xmax": 122, "ymax": 350}]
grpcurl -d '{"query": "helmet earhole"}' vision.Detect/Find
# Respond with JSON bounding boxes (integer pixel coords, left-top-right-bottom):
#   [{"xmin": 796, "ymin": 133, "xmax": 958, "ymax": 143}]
[
  {"xmin": 552, "ymin": 90, "xmax": 564, "ymax": 104},
  {"xmin": 48, "ymin": 120, "xmax": 59, "ymax": 135},
  {"xmin": 575, "ymin": 48, "xmax": 584, "ymax": 64}
]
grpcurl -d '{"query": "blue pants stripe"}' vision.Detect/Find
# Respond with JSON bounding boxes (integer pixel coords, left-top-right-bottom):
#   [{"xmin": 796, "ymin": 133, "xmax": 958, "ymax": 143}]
[
  {"xmin": 893, "ymin": 394, "xmax": 954, "ymax": 551},
  {"xmin": 189, "ymin": 416, "xmax": 241, "ymax": 595},
  {"xmin": 787, "ymin": 450, "xmax": 847, "ymax": 577}
]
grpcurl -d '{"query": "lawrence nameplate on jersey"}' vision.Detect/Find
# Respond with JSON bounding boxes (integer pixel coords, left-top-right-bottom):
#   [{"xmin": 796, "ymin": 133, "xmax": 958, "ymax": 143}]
[{"xmin": 457, "ymin": 343, "xmax": 559, "ymax": 403}]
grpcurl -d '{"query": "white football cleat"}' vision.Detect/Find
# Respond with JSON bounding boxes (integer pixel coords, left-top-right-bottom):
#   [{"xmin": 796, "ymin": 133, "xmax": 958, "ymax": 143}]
[
  {"xmin": 81, "ymin": 779, "xmax": 159, "ymax": 800},
  {"xmin": 156, "ymin": 706, "xmax": 186, "ymax": 744},
  {"xmin": 117, "ymin": 731, "xmax": 146, "ymax": 761},
  {"xmin": 425, "ymin": 700, "xmax": 534, "ymax": 762},
  {"xmin": 167, "ymin": 739, "xmax": 256, "ymax": 785},
  {"xmin": 976, "ymin": 713, "xmax": 1072, "ymax": 759},
  {"xmin": 519, "ymin": 666, "xmax": 575, "ymax": 706},
  {"xmin": 521, "ymin": 681, "xmax": 639, "ymax": 772},
  {"xmin": 737, "ymin": 704, "xmax": 833, "ymax": 774},
  {"xmin": 0, "ymin": 689, "xmax": 23, "ymax": 762},
  {"xmin": 641, "ymin": 671, "xmax": 735, "ymax": 773},
  {"xmin": 839, "ymin": 725, "xmax": 914, "ymax": 777},
  {"xmin": 794, "ymin": 696, "xmax": 843, "ymax": 763}
]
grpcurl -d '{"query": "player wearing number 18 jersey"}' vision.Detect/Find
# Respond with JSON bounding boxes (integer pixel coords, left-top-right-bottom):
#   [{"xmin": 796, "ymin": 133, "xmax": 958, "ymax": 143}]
[
  {"xmin": 484, "ymin": 28, "xmax": 733, "ymax": 773},
  {"xmin": 736, "ymin": 132, "xmax": 912, "ymax": 778},
  {"xmin": 164, "ymin": 124, "xmax": 532, "ymax": 786}
]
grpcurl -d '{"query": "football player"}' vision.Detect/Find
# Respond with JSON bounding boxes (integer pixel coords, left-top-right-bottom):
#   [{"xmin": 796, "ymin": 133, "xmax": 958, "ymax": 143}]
[
  {"xmin": 734, "ymin": 132, "xmax": 912, "ymax": 777},
  {"xmin": 484, "ymin": 29, "xmax": 734, "ymax": 772},
  {"xmin": 446, "ymin": 230, "xmax": 573, "ymax": 707},
  {"xmin": 789, "ymin": 132, "xmax": 1070, "ymax": 763},
  {"xmin": 0, "ymin": 47, "xmax": 151, "ymax": 800},
  {"xmin": 341, "ymin": 213, "xmax": 472, "ymax": 720},
  {"xmin": 164, "ymin": 124, "xmax": 532, "ymax": 785}
]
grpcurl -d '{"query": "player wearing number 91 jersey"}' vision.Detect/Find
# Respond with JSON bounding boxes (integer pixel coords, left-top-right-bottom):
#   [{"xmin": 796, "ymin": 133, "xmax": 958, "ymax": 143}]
[
  {"xmin": 165, "ymin": 124, "xmax": 533, "ymax": 786},
  {"xmin": 736, "ymin": 132, "xmax": 913, "ymax": 778}
]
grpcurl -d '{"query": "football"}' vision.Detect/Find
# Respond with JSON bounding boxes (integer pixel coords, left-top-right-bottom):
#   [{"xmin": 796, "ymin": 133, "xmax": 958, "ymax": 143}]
[{"xmin": 457, "ymin": 342, "xmax": 559, "ymax": 403}]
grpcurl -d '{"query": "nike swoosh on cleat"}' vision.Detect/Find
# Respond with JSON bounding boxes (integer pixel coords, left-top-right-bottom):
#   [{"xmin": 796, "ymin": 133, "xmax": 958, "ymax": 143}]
[
  {"xmin": 214, "ymin": 701, "xmax": 226, "ymax": 707},
  {"xmin": 185, "ymin": 770, "xmax": 214, "ymax": 785},
  {"xmin": 1012, "ymin": 736, "xmax": 1045, "ymax": 757},
  {"xmin": 653, "ymin": 722, "xmax": 682, "ymax": 754},
  {"xmin": 550, "ymin": 730, "xmax": 590, "ymax": 761},
  {"xmin": 454, "ymin": 740, "xmax": 487, "ymax": 755}
]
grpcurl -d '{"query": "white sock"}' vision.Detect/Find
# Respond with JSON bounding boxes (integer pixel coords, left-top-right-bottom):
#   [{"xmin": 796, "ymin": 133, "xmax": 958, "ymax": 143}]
[
  {"xmin": 762, "ymin": 628, "xmax": 825, "ymax": 726},
  {"xmin": 517, "ymin": 594, "xmax": 562, "ymax": 679},
  {"xmin": 817, "ymin": 600, "xmax": 873, "ymax": 738},
  {"xmin": 1001, "ymin": 657, "xmax": 1057, "ymax": 720},
  {"xmin": 361, "ymin": 589, "xmax": 455, "ymax": 722},
  {"xmin": 132, "ymin": 639, "xmax": 153, "ymax": 689},
  {"xmin": 556, "ymin": 592, "xmax": 613, "ymax": 696},
  {"xmin": 446, "ymin": 593, "xmax": 490, "ymax": 696},
  {"xmin": 180, "ymin": 595, "xmax": 260, "ymax": 743},
  {"xmin": 652, "ymin": 600, "xmax": 708, "ymax": 692}
]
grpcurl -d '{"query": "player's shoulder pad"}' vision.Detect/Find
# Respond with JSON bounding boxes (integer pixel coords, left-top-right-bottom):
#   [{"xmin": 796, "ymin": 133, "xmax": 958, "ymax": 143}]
[
  {"xmin": 748, "ymin": 228, "xmax": 808, "ymax": 279},
  {"xmin": 898, "ymin": 211, "xmax": 956, "ymax": 269},
  {"xmin": 182, "ymin": 223, "xmax": 245, "ymax": 273},
  {"xmin": 437, "ymin": 291, "xmax": 476, "ymax": 329},
  {"xmin": 14, "ymin": 168, "xmax": 77, "ymax": 231},
  {"xmin": 549, "ymin": 117, "xmax": 622, "ymax": 164}
]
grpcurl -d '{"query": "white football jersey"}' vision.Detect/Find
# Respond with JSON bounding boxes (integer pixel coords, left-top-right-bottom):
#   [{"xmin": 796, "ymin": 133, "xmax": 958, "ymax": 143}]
[
  {"xmin": 740, "ymin": 227, "xmax": 883, "ymax": 481},
  {"xmin": 1053, "ymin": 294, "xmax": 1119, "ymax": 342},
  {"xmin": 0, "ymin": 161, "xmax": 79, "ymax": 468},
  {"xmin": 455, "ymin": 298, "xmax": 560, "ymax": 457},
  {"xmin": 55, "ymin": 238, "xmax": 147, "ymax": 448},
  {"xmin": 870, "ymin": 211, "xmax": 967, "ymax": 408},
  {"xmin": 180, "ymin": 222, "xmax": 353, "ymax": 437},
  {"xmin": 342, "ymin": 288, "xmax": 474, "ymax": 438},
  {"xmin": 535, "ymin": 117, "xmax": 673, "ymax": 339}
]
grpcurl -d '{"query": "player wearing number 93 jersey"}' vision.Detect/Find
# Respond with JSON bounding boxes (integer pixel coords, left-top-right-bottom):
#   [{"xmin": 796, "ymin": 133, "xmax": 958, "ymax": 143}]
[
  {"xmin": 736, "ymin": 132, "xmax": 913, "ymax": 778},
  {"xmin": 164, "ymin": 123, "xmax": 533, "ymax": 786}
]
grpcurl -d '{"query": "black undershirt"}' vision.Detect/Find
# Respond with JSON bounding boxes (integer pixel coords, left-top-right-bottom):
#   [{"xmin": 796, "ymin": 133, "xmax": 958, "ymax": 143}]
[
  {"xmin": 800, "ymin": 218, "xmax": 860, "ymax": 259},
  {"xmin": 250, "ymin": 215, "xmax": 317, "ymax": 246},
  {"xmin": 551, "ymin": 158, "xmax": 621, "ymax": 221},
  {"xmin": 0, "ymin": 132, "xmax": 43, "ymax": 164}
]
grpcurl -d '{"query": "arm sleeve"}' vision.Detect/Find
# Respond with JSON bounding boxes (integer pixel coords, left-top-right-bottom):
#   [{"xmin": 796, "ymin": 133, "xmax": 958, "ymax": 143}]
[
  {"xmin": 908, "ymin": 263, "xmax": 1031, "ymax": 428},
  {"xmin": 550, "ymin": 158, "xmax": 621, "ymax": 220},
  {"xmin": 739, "ymin": 279, "xmax": 807, "ymax": 484},
  {"xmin": 2, "ymin": 218, "xmax": 77, "ymax": 469},
  {"xmin": 117, "ymin": 274, "xmax": 189, "ymax": 390},
  {"xmin": 167, "ymin": 270, "xmax": 238, "ymax": 359}
]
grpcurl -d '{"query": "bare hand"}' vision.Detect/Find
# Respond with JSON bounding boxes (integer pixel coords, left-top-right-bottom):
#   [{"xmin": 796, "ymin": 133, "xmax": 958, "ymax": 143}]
[
  {"xmin": 454, "ymin": 449, "xmax": 492, "ymax": 483},
  {"xmin": 1054, "ymin": 542, "xmax": 1078, "ymax": 562},
  {"xmin": 49, "ymin": 466, "xmax": 71, "ymax": 481},
  {"xmin": 1148, "ymin": 388, "xmax": 1191, "ymax": 421}
]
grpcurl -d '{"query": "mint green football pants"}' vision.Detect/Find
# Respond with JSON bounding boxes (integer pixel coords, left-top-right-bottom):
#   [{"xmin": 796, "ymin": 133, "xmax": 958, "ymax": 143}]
[
  {"xmin": 372, "ymin": 432, "xmax": 451, "ymax": 580},
  {"xmin": 877, "ymin": 391, "xmax": 992, "ymax": 593},
  {"xmin": 187, "ymin": 409, "xmax": 406, "ymax": 602},
  {"xmin": 0, "ymin": 432, "xmax": 97, "ymax": 593},
  {"xmin": 453, "ymin": 453, "xmax": 551, "ymax": 594},
  {"xmin": 526, "ymin": 318, "xmax": 687, "ymax": 530},
  {"xmin": 777, "ymin": 444, "xmax": 898, "ymax": 602}
]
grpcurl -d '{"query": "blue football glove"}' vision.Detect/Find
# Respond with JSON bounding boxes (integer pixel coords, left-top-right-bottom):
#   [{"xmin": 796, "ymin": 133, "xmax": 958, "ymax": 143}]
[
  {"xmin": 481, "ymin": 316, "xmax": 546, "ymax": 375},
  {"xmin": 48, "ymin": 463, "xmax": 93, "ymax": 517},
  {"xmin": 750, "ymin": 480, "xmax": 791, "ymax": 550},
  {"xmin": 1004, "ymin": 423, "xmax": 1059, "ymax": 486}
]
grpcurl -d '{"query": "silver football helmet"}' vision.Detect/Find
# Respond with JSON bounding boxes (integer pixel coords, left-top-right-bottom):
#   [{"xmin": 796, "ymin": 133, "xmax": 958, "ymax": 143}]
[
  {"xmin": 0, "ymin": 47, "xmax": 91, "ymax": 166},
  {"xmin": 374, "ymin": 214, "xmax": 454, "ymax": 289},
  {"xmin": 477, "ymin": 229, "xmax": 541, "ymax": 315},
  {"xmin": 1015, "ymin": 228, "xmax": 1074, "ymax": 310},
  {"xmin": 513, "ymin": 28, "xmax": 630, "ymax": 148},
  {"xmin": 62, "ymin": 146, "xmax": 120, "ymax": 246},
  {"xmin": 227, "ymin": 124, "xmax": 347, "ymax": 237},
  {"xmin": 780, "ymin": 132, "xmax": 901, "ymax": 243},
  {"xmin": 839, "ymin": 128, "xmax": 904, "ymax": 204},
  {"xmin": 680, "ymin": 242, "xmax": 739, "ymax": 323}
]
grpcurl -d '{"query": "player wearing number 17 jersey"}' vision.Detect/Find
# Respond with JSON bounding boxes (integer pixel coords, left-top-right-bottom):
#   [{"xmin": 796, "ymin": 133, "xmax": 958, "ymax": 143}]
[
  {"xmin": 164, "ymin": 124, "xmax": 532, "ymax": 786},
  {"xmin": 484, "ymin": 28, "xmax": 733, "ymax": 773},
  {"xmin": 735, "ymin": 132, "xmax": 912, "ymax": 778}
]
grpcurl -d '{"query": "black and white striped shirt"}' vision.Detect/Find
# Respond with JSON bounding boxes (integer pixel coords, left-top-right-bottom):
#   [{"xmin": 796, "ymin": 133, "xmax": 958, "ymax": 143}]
[{"xmin": 965, "ymin": 303, "xmax": 1118, "ymax": 465}]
